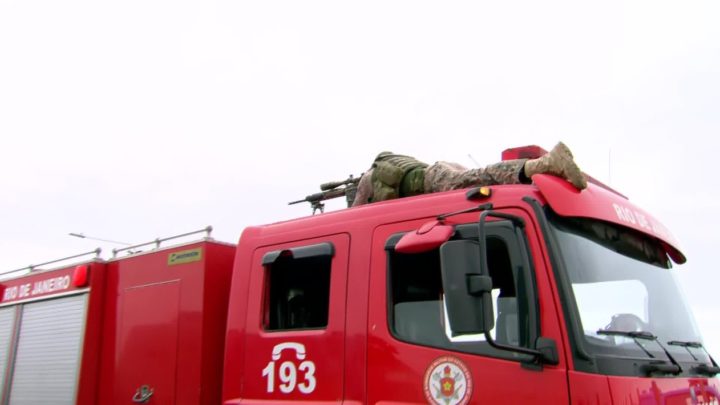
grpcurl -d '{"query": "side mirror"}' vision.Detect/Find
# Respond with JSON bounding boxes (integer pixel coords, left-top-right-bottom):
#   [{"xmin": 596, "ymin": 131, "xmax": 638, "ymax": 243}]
[
  {"xmin": 440, "ymin": 239, "xmax": 495, "ymax": 335},
  {"xmin": 396, "ymin": 220, "xmax": 454, "ymax": 254},
  {"xmin": 439, "ymin": 210, "xmax": 555, "ymax": 366}
]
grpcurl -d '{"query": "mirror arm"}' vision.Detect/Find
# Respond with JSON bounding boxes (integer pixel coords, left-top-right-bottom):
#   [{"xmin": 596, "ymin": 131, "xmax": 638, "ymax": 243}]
[
  {"xmin": 482, "ymin": 328, "xmax": 543, "ymax": 358},
  {"xmin": 483, "ymin": 326, "xmax": 561, "ymax": 367},
  {"xmin": 477, "ymin": 210, "xmax": 556, "ymax": 366},
  {"xmin": 467, "ymin": 274, "xmax": 493, "ymax": 296}
]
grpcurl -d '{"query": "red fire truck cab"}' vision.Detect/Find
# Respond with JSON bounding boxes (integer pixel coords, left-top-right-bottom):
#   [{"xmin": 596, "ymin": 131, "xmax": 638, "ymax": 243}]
[{"xmin": 0, "ymin": 145, "xmax": 718, "ymax": 404}]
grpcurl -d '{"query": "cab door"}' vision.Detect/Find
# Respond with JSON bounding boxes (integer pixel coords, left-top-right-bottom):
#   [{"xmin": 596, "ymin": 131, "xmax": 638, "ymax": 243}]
[
  {"xmin": 240, "ymin": 234, "xmax": 349, "ymax": 404},
  {"xmin": 367, "ymin": 212, "xmax": 569, "ymax": 404}
]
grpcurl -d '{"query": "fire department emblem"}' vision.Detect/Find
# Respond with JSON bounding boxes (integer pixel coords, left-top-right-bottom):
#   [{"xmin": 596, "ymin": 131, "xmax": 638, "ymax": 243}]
[{"xmin": 423, "ymin": 356, "xmax": 472, "ymax": 405}]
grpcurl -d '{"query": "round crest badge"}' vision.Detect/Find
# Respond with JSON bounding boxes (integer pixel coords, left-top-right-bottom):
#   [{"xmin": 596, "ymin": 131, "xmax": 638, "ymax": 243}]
[{"xmin": 423, "ymin": 356, "xmax": 473, "ymax": 405}]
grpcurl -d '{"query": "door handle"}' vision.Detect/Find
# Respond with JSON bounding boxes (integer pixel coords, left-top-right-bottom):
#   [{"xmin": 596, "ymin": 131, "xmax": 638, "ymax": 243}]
[{"xmin": 132, "ymin": 385, "xmax": 154, "ymax": 403}]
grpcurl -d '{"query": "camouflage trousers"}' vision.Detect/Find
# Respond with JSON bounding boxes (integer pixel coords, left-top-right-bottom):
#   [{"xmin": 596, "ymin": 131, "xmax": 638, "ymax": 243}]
[
  {"xmin": 352, "ymin": 159, "xmax": 527, "ymax": 206},
  {"xmin": 424, "ymin": 159, "xmax": 527, "ymax": 192}
]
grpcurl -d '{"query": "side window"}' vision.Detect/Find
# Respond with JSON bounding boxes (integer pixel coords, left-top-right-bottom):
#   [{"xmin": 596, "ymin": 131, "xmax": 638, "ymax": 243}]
[
  {"xmin": 388, "ymin": 225, "xmax": 533, "ymax": 359},
  {"xmin": 262, "ymin": 243, "xmax": 333, "ymax": 331}
]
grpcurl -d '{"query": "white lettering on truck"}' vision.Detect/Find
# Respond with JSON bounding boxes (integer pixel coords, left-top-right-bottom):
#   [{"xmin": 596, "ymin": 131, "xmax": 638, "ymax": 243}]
[
  {"xmin": 3, "ymin": 286, "xmax": 18, "ymax": 301},
  {"xmin": 612, "ymin": 203, "xmax": 671, "ymax": 239},
  {"xmin": 613, "ymin": 203, "xmax": 637, "ymax": 225},
  {"xmin": 19, "ymin": 283, "xmax": 30, "ymax": 298},
  {"xmin": 31, "ymin": 275, "xmax": 71, "ymax": 295},
  {"xmin": 2, "ymin": 275, "xmax": 72, "ymax": 302},
  {"xmin": 263, "ymin": 342, "xmax": 317, "ymax": 394}
]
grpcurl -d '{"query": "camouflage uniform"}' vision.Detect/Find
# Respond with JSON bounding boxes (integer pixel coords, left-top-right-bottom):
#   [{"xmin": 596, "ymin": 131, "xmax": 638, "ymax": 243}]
[
  {"xmin": 352, "ymin": 153, "xmax": 527, "ymax": 206},
  {"xmin": 352, "ymin": 142, "xmax": 585, "ymax": 206},
  {"xmin": 423, "ymin": 159, "xmax": 526, "ymax": 192}
]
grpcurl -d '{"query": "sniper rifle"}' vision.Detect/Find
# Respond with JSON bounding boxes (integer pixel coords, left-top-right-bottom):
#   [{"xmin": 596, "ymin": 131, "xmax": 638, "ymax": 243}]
[{"xmin": 289, "ymin": 174, "xmax": 362, "ymax": 214}]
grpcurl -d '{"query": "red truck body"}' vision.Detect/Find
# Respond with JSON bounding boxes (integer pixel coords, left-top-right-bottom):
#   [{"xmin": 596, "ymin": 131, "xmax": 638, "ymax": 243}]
[
  {"xmin": 0, "ymin": 242, "xmax": 235, "ymax": 405},
  {"xmin": 0, "ymin": 146, "xmax": 718, "ymax": 405}
]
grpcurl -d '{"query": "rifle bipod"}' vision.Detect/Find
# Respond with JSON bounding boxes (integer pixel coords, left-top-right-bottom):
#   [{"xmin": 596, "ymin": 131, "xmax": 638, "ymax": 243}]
[{"xmin": 289, "ymin": 174, "xmax": 362, "ymax": 214}]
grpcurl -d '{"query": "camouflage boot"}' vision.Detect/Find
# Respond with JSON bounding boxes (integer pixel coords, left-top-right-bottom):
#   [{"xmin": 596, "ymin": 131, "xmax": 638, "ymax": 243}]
[{"xmin": 523, "ymin": 142, "xmax": 587, "ymax": 189}]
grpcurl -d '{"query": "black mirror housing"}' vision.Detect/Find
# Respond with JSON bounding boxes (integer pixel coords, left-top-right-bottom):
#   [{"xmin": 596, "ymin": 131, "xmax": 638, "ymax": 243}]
[{"xmin": 440, "ymin": 240, "xmax": 495, "ymax": 335}]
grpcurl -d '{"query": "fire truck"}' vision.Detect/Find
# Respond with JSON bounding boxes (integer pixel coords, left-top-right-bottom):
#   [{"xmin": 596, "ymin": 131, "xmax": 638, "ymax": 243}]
[{"xmin": 0, "ymin": 145, "xmax": 718, "ymax": 405}]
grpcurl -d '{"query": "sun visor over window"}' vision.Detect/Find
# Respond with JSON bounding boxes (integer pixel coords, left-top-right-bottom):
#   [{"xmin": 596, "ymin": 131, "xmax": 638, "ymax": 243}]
[
  {"xmin": 262, "ymin": 242, "xmax": 335, "ymax": 265},
  {"xmin": 534, "ymin": 174, "xmax": 686, "ymax": 264}
]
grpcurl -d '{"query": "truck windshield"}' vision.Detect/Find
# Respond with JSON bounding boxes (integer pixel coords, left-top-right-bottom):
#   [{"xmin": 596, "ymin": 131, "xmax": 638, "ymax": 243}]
[{"xmin": 546, "ymin": 211, "xmax": 710, "ymax": 365}]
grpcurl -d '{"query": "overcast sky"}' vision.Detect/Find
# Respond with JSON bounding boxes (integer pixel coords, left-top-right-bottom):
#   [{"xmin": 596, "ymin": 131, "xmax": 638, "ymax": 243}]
[{"xmin": 1, "ymin": 1, "xmax": 719, "ymax": 354}]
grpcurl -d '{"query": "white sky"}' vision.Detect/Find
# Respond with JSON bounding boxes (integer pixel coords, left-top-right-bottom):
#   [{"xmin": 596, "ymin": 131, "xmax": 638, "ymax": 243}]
[{"xmin": 1, "ymin": 1, "xmax": 719, "ymax": 355}]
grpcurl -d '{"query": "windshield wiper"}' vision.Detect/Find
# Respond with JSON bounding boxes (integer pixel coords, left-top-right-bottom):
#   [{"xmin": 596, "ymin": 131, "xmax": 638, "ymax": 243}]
[
  {"xmin": 597, "ymin": 330, "xmax": 682, "ymax": 375},
  {"xmin": 597, "ymin": 330, "xmax": 657, "ymax": 357},
  {"xmin": 598, "ymin": 330, "xmax": 656, "ymax": 339},
  {"xmin": 668, "ymin": 340, "xmax": 720, "ymax": 376}
]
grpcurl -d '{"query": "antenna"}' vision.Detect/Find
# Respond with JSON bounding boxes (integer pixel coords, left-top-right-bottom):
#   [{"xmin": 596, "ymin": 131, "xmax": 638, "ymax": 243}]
[
  {"xmin": 468, "ymin": 154, "xmax": 481, "ymax": 168},
  {"xmin": 68, "ymin": 232, "xmax": 131, "ymax": 246},
  {"xmin": 608, "ymin": 148, "xmax": 612, "ymax": 185}
]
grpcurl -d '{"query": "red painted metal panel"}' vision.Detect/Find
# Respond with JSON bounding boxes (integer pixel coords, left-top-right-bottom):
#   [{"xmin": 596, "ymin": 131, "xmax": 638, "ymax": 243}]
[
  {"xmin": 98, "ymin": 260, "xmax": 120, "ymax": 405},
  {"xmin": 115, "ymin": 281, "xmax": 180, "ymax": 404},
  {"xmin": 222, "ymin": 230, "xmax": 256, "ymax": 403},
  {"xmin": 76, "ymin": 261, "xmax": 107, "ymax": 405},
  {"xmin": 568, "ymin": 371, "xmax": 612, "ymax": 404},
  {"xmin": 200, "ymin": 242, "xmax": 235, "ymax": 405},
  {"xmin": 1, "ymin": 266, "xmax": 84, "ymax": 304},
  {"xmin": 237, "ymin": 234, "xmax": 349, "ymax": 404},
  {"xmin": 0, "ymin": 261, "xmax": 106, "ymax": 405},
  {"xmin": 342, "ymin": 227, "xmax": 372, "ymax": 405},
  {"xmin": 502, "ymin": 145, "xmax": 548, "ymax": 160},
  {"xmin": 534, "ymin": 173, "xmax": 686, "ymax": 263},
  {"xmin": 521, "ymin": 207, "xmax": 573, "ymax": 373},
  {"xmin": 218, "ymin": 173, "xmax": 705, "ymax": 403},
  {"xmin": 608, "ymin": 375, "xmax": 720, "ymax": 404},
  {"xmin": 395, "ymin": 220, "xmax": 454, "ymax": 254},
  {"xmin": 366, "ymin": 211, "xmax": 570, "ymax": 404},
  {"xmin": 99, "ymin": 241, "xmax": 235, "ymax": 405}
]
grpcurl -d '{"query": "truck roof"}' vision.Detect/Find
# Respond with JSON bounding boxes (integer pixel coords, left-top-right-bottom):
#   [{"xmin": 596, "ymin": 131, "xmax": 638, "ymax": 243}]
[{"xmin": 245, "ymin": 175, "xmax": 686, "ymax": 264}]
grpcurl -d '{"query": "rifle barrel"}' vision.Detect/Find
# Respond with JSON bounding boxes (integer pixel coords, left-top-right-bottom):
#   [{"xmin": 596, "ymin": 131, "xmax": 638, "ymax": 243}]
[
  {"xmin": 289, "ymin": 174, "xmax": 362, "ymax": 210},
  {"xmin": 288, "ymin": 188, "xmax": 347, "ymax": 206}
]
